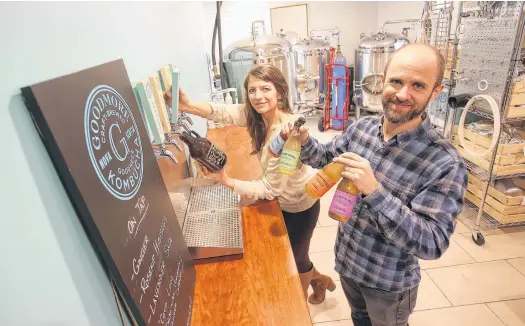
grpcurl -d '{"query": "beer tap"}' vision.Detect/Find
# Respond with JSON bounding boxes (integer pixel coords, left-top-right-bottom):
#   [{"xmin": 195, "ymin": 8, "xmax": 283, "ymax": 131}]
[
  {"xmin": 169, "ymin": 121, "xmax": 192, "ymax": 151},
  {"xmin": 166, "ymin": 135, "xmax": 183, "ymax": 152},
  {"xmin": 178, "ymin": 113, "xmax": 193, "ymax": 126},
  {"xmin": 154, "ymin": 142, "xmax": 179, "ymax": 164}
]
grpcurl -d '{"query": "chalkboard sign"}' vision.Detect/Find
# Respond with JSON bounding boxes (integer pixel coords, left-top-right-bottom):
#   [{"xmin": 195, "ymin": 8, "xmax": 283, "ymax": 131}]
[{"xmin": 21, "ymin": 59, "xmax": 196, "ymax": 326}]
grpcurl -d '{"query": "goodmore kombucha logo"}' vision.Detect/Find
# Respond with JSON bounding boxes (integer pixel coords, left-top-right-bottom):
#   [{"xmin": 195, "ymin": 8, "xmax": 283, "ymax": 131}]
[{"xmin": 84, "ymin": 85, "xmax": 144, "ymax": 200}]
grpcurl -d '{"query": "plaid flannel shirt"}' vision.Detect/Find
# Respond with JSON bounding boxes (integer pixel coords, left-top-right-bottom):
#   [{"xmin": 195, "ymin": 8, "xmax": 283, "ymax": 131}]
[{"xmin": 301, "ymin": 114, "xmax": 468, "ymax": 292}]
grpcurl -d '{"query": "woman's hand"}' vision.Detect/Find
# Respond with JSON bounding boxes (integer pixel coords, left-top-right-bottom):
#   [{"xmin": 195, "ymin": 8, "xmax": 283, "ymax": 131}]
[
  {"xmin": 195, "ymin": 162, "xmax": 235, "ymax": 190},
  {"xmin": 178, "ymin": 88, "xmax": 192, "ymax": 113},
  {"xmin": 163, "ymin": 87, "xmax": 192, "ymax": 113},
  {"xmin": 280, "ymin": 121, "xmax": 310, "ymax": 144},
  {"xmin": 163, "ymin": 87, "xmax": 173, "ymax": 108}
]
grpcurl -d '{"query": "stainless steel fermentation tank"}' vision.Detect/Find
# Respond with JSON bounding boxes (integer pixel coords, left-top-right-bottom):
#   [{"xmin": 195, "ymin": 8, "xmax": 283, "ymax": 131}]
[
  {"xmin": 354, "ymin": 28, "xmax": 410, "ymax": 116},
  {"xmin": 223, "ymin": 21, "xmax": 333, "ymax": 111},
  {"xmin": 223, "ymin": 21, "xmax": 298, "ymax": 109},
  {"xmin": 293, "ymin": 37, "xmax": 332, "ymax": 108}
]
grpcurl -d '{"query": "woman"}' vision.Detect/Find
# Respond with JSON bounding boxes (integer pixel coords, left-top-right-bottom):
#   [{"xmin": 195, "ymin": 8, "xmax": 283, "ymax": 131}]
[{"xmin": 164, "ymin": 64, "xmax": 335, "ymax": 304}]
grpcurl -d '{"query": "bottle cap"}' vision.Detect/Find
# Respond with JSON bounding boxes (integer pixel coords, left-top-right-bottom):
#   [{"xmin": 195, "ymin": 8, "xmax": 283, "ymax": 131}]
[{"xmin": 294, "ymin": 116, "xmax": 306, "ymax": 128}]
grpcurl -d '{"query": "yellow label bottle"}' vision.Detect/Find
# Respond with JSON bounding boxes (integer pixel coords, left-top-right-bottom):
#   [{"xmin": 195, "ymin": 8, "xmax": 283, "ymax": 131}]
[
  {"xmin": 278, "ymin": 120, "xmax": 304, "ymax": 175},
  {"xmin": 328, "ymin": 178, "xmax": 359, "ymax": 223},
  {"xmin": 305, "ymin": 162, "xmax": 345, "ymax": 199},
  {"xmin": 269, "ymin": 116, "xmax": 306, "ymax": 158}
]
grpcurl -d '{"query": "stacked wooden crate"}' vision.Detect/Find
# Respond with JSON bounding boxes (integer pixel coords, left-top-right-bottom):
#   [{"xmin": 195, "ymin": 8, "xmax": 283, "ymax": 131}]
[
  {"xmin": 452, "ymin": 125, "xmax": 525, "ymax": 176},
  {"xmin": 465, "ymin": 172, "xmax": 525, "ymax": 224},
  {"xmin": 452, "ymin": 126, "xmax": 525, "ymax": 224},
  {"xmin": 444, "ymin": 40, "xmax": 460, "ymax": 80},
  {"xmin": 504, "ymin": 32, "xmax": 525, "ymax": 118},
  {"xmin": 507, "ymin": 78, "xmax": 525, "ymax": 118}
]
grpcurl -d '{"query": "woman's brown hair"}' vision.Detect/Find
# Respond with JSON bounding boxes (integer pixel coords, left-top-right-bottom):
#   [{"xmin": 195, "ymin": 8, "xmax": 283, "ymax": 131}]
[{"xmin": 243, "ymin": 64, "xmax": 293, "ymax": 154}]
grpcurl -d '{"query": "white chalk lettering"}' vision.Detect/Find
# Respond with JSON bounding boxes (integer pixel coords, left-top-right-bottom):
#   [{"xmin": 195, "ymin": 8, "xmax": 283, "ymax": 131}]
[
  {"xmin": 128, "ymin": 215, "xmax": 136, "ymax": 235},
  {"xmin": 174, "ymin": 256, "xmax": 183, "ymax": 296},
  {"xmin": 131, "ymin": 235, "xmax": 149, "ymax": 280},
  {"xmin": 154, "ymin": 216, "xmax": 167, "ymax": 254},
  {"xmin": 164, "ymin": 236, "xmax": 172, "ymax": 258},
  {"xmin": 159, "ymin": 302, "xmax": 168, "ymax": 324},
  {"xmin": 132, "ymin": 196, "xmax": 149, "ymax": 238},
  {"xmin": 141, "ymin": 253, "xmax": 155, "ymax": 294},
  {"xmin": 149, "ymin": 260, "xmax": 165, "ymax": 319}
]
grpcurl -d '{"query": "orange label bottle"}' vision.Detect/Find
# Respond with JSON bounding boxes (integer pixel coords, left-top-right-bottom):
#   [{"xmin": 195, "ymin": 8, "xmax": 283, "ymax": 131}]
[{"xmin": 305, "ymin": 162, "xmax": 345, "ymax": 199}]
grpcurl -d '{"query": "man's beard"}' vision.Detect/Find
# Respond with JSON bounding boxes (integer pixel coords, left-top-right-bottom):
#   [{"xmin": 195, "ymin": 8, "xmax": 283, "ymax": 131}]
[{"xmin": 382, "ymin": 95, "xmax": 431, "ymax": 124}]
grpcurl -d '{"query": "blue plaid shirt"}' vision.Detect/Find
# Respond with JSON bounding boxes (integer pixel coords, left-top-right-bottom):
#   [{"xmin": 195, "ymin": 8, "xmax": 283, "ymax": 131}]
[{"xmin": 301, "ymin": 114, "xmax": 467, "ymax": 292}]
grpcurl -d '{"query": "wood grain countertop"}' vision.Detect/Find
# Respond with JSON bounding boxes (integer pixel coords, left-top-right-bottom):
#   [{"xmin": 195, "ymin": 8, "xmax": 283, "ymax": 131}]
[{"xmin": 159, "ymin": 126, "xmax": 312, "ymax": 326}]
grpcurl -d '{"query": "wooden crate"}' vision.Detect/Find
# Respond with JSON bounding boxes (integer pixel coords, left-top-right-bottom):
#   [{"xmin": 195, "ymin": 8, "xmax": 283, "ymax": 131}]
[
  {"xmin": 507, "ymin": 106, "xmax": 525, "ymax": 119},
  {"xmin": 508, "ymin": 78, "xmax": 525, "ymax": 109},
  {"xmin": 444, "ymin": 42, "xmax": 460, "ymax": 80},
  {"xmin": 452, "ymin": 127, "xmax": 525, "ymax": 176},
  {"xmin": 452, "ymin": 137, "xmax": 525, "ymax": 165},
  {"xmin": 466, "ymin": 172, "xmax": 525, "ymax": 224},
  {"xmin": 453, "ymin": 126, "xmax": 525, "ymax": 154}
]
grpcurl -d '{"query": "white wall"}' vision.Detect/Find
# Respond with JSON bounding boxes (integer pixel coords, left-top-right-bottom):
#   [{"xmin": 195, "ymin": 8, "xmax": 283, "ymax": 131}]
[
  {"xmin": 377, "ymin": 1, "xmax": 425, "ymax": 42},
  {"xmin": 204, "ymin": 1, "xmax": 378, "ymax": 65},
  {"xmin": 0, "ymin": 2, "xmax": 210, "ymax": 325},
  {"xmin": 305, "ymin": 1, "xmax": 378, "ymax": 64},
  {"xmin": 203, "ymin": 1, "xmax": 272, "ymax": 57}
]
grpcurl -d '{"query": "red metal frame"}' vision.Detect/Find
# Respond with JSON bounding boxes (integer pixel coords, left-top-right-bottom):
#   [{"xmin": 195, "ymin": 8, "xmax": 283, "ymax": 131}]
[{"xmin": 322, "ymin": 48, "xmax": 351, "ymax": 131}]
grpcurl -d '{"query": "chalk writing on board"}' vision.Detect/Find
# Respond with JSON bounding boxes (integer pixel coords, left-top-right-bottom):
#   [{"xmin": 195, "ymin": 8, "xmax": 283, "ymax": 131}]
[
  {"xmin": 85, "ymin": 85, "xmax": 144, "ymax": 201},
  {"xmin": 164, "ymin": 236, "xmax": 173, "ymax": 258},
  {"xmin": 186, "ymin": 296, "xmax": 193, "ymax": 326},
  {"xmin": 132, "ymin": 235, "xmax": 149, "ymax": 281},
  {"xmin": 174, "ymin": 256, "xmax": 184, "ymax": 297},
  {"xmin": 153, "ymin": 216, "xmax": 168, "ymax": 254},
  {"xmin": 148, "ymin": 259, "xmax": 166, "ymax": 323},
  {"xmin": 163, "ymin": 255, "xmax": 184, "ymax": 326},
  {"xmin": 135, "ymin": 196, "xmax": 149, "ymax": 237},
  {"xmin": 127, "ymin": 195, "xmax": 149, "ymax": 239},
  {"xmin": 141, "ymin": 252, "xmax": 155, "ymax": 302}
]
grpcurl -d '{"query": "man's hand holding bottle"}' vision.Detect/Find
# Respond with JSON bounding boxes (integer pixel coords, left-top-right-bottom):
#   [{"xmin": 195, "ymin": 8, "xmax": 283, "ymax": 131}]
[{"xmin": 280, "ymin": 121, "xmax": 310, "ymax": 145}]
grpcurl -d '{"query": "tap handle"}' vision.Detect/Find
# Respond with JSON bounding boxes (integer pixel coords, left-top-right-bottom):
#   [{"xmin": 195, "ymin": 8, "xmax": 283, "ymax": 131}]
[
  {"xmin": 154, "ymin": 147, "xmax": 179, "ymax": 164},
  {"xmin": 171, "ymin": 122, "xmax": 191, "ymax": 134},
  {"xmin": 163, "ymin": 149, "xmax": 179, "ymax": 164},
  {"xmin": 169, "ymin": 137, "xmax": 183, "ymax": 152},
  {"xmin": 179, "ymin": 113, "xmax": 193, "ymax": 125}
]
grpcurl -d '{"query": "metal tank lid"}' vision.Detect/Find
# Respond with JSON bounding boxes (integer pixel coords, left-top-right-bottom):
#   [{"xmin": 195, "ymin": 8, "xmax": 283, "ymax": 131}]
[
  {"xmin": 293, "ymin": 38, "xmax": 330, "ymax": 52},
  {"xmin": 225, "ymin": 34, "xmax": 292, "ymax": 60},
  {"xmin": 359, "ymin": 32, "xmax": 397, "ymax": 49}
]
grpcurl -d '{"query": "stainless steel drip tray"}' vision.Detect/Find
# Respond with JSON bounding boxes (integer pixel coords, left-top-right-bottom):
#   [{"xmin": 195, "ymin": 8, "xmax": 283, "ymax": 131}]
[{"xmin": 182, "ymin": 179, "xmax": 244, "ymax": 262}]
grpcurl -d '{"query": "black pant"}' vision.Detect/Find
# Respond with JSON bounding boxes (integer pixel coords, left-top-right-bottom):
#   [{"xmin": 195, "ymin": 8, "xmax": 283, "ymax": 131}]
[
  {"xmin": 341, "ymin": 274, "xmax": 418, "ymax": 326},
  {"xmin": 282, "ymin": 200, "xmax": 321, "ymax": 273}
]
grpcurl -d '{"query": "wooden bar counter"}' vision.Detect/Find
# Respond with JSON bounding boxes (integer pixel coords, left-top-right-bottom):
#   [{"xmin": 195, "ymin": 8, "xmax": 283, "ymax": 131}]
[{"xmin": 158, "ymin": 126, "xmax": 313, "ymax": 326}]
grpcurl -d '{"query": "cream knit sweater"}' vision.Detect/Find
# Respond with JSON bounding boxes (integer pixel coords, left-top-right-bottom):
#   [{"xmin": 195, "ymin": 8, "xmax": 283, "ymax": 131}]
[{"xmin": 208, "ymin": 102, "xmax": 317, "ymax": 213}]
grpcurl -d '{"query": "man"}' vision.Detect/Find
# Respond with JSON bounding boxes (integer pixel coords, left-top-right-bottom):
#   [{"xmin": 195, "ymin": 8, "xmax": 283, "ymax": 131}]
[{"xmin": 284, "ymin": 44, "xmax": 468, "ymax": 325}]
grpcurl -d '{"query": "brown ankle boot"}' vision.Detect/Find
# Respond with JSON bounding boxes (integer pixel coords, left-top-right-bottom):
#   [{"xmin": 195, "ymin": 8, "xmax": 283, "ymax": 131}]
[
  {"xmin": 308, "ymin": 266, "xmax": 336, "ymax": 304},
  {"xmin": 299, "ymin": 267, "xmax": 314, "ymax": 299}
]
